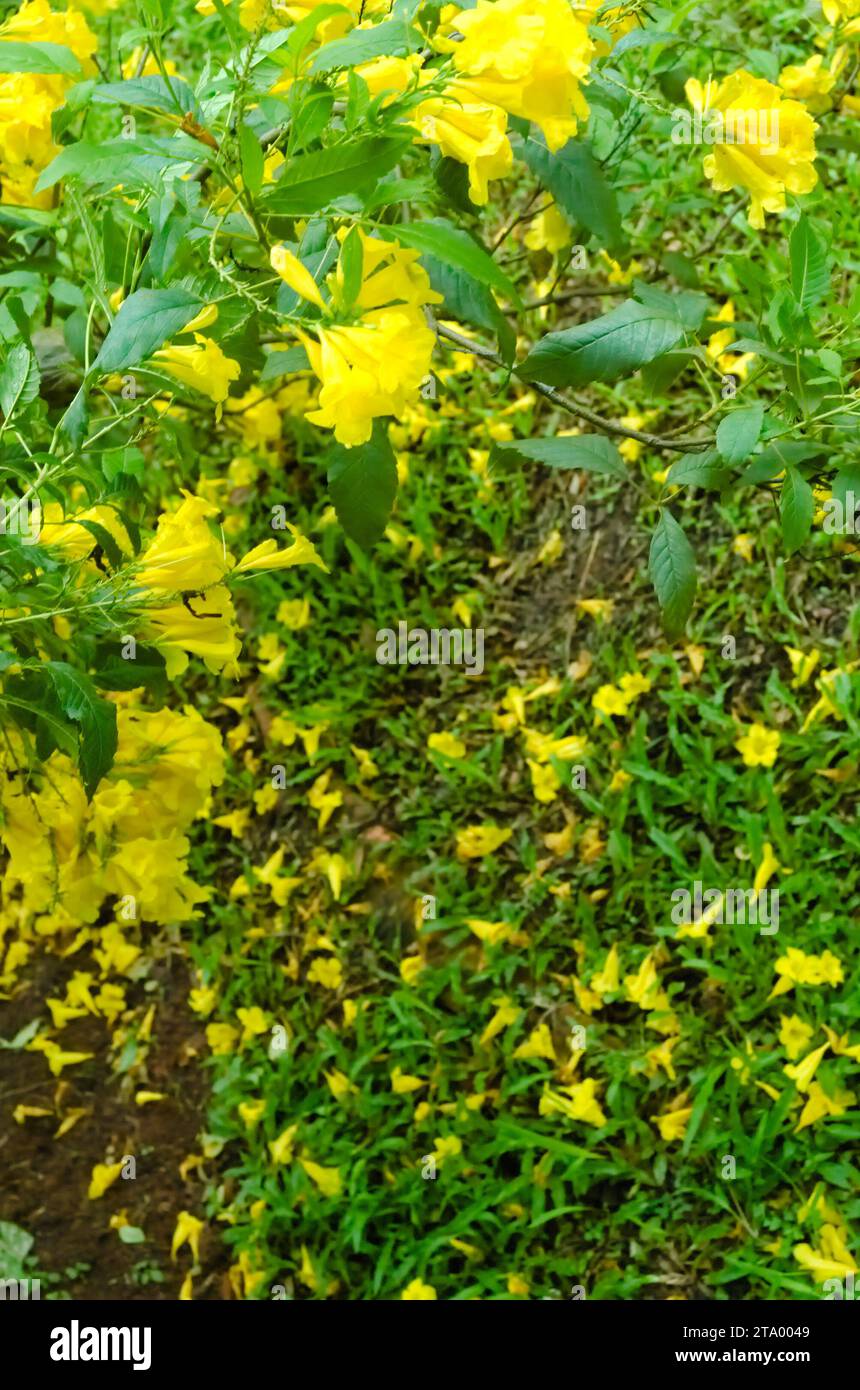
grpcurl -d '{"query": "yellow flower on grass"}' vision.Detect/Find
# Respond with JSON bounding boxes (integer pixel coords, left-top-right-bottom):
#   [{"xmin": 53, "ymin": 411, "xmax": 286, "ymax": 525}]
[
  {"xmin": 402, "ymin": 1278, "xmax": 437, "ymax": 1300},
  {"xmin": 513, "ymin": 1022, "xmax": 556, "ymax": 1061},
  {"xmin": 793, "ymin": 1224, "xmax": 858, "ymax": 1282},
  {"xmin": 268, "ymin": 1125, "xmax": 299, "ymax": 1164},
  {"xmin": 684, "ymin": 71, "xmax": 818, "ymax": 228},
  {"xmin": 456, "ymin": 824, "xmax": 512, "ymax": 859},
  {"xmin": 400, "ymin": 955, "xmax": 425, "ymax": 985},
  {"xmin": 480, "ymin": 997, "xmax": 521, "ymax": 1046},
  {"xmin": 528, "ymin": 758, "xmax": 561, "ymax": 803},
  {"xmin": 507, "ymin": 1272, "xmax": 530, "ymax": 1296},
  {"xmin": 300, "ymin": 1158, "xmax": 342, "ymax": 1198},
  {"xmin": 432, "ymin": 1135, "xmax": 463, "ymax": 1165},
  {"xmin": 654, "ymin": 1104, "xmax": 693, "ymax": 1143},
  {"xmin": 539, "ymin": 1079, "xmax": 607, "ymax": 1128},
  {"xmin": 88, "ymin": 1161, "xmax": 125, "ymax": 1200},
  {"xmin": 779, "ymin": 1014, "xmax": 814, "ymax": 1061},
  {"xmin": 277, "ymin": 597, "xmax": 312, "ymax": 630},
  {"xmin": 206, "ymin": 1022, "xmax": 239, "ymax": 1055},
  {"xmin": 733, "ymin": 532, "xmax": 754, "ymax": 561},
  {"xmin": 465, "ymin": 917, "xmax": 516, "ymax": 947},
  {"xmin": 783, "ymin": 1043, "xmax": 829, "ymax": 1092},
  {"xmin": 796, "ymin": 1081, "xmax": 854, "ymax": 1131},
  {"xmin": 233, "ymin": 529, "xmax": 327, "ymax": 574},
  {"xmin": 577, "ymin": 598, "xmax": 614, "ymax": 622},
  {"xmin": 391, "ymin": 1066, "xmax": 426, "ymax": 1094},
  {"xmin": 237, "ymin": 1006, "xmax": 270, "ymax": 1047},
  {"xmin": 428, "ymin": 731, "xmax": 466, "ymax": 759},
  {"xmin": 785, "ymin": 646, "xmax": 820, "ymax": 687},
  {"xmin": 325, "ymin": 1069, "xmax": 357, "ymax": 1102},
  {"xmin": 769, "ymin": 947, "xmax": 843, "ymax": 998},
  {"xmin": 735, "ymin": 721, "xmax": 780, "ymax": 767},
  {"xmin": 171, "ymin": 1211, "xmax": 204, "ymax": 1264},
  {"xmin": 307, "ymin": 957, "xmax": 343, "ymax": 990},
  {"xmin": 238, "ymin": 1099, "xmax": 266, "ymax": 1131},
  {"xmin": 590, "ymin": 944, "xmax": 620, "ymax": 998}
]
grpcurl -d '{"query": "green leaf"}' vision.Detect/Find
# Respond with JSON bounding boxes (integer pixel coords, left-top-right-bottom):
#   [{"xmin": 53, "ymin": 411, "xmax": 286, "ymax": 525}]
[
  {"xmin": 0, "ymin": 343, "xmax": 40, "ymax": 418},
  {"xmin": 681, "ymin": 1063, "xmax": 725, "ymax": 1157},
  {"xmin": 666, "ymin": 450, "xmax": 730, "ymax": 490},
  {"xmin": 45, "ymin": 662, "xmax": 118, "ymax": 797},
  {"xmin": 790, "ymin": 216, "xmax": 830, "ymax": 313},
  {"xmin": 780, "ymin": 465, "xmax": 814, "ymax": 555},
  {"xmin": 338, "ymin": 225, "xmax": 364, "ymax": 311},
  {"xmin": 239, "ymin": 121, "xmax": 265, "ymax": 194},
  {"xmin": 422, "ymin": 257, "xmax": 514, "ymax": 361},
  {"xmin": 259, "ymin": 345, "xmax": 310, "ymax": 380},
  {"xmin": 309, "ymin": 18, "xmax": 422, "ymax": 73},
  {"xmin": 382, "ymin": 217, "xmax": 520, "ymax": 308},
  {"xmin": 91, "ymin": 74, "xmax": 198, "ymax": 117},
  {"xmin": 93, "ymin": 288, "xmax": 202, "ymax": 373},
  {"xmin": 35, "ymin": 137, "xmax": 209, "ymax": 193},
  {"xmin": 715, "ymin": 403, "xmax": 764, "ymax": 465},
  {"xmin": 491, "ymin": 433, "xmax": 627, "ymax": 478},
  {"xmin": 328, "ymin": 424, "xmax": 398, "ymax": 549},
  {"xmin": 649, "ymin": 508, "xmax": 696, "ymax": 638},
  {"xmin": 518, "ymin": 133, "xmax": 625, "ymax": 254},
  {"xmin": 93, "ymin": 644, "xmax": 167, "ymax": 695},
  {"xmin": 0, "ymin": 40, "xmax": 81, "ymax": 76},
  {"xmin": 118, "ymin": 1225, "xmax": 146, "ymax": 1245},
  {"xmin": 518, "ymin": 298, "xmax": 685, "ymax": 388},
  {"xmin": 261, "ymin": 133, "xmax": 412, "ymax": 213}
]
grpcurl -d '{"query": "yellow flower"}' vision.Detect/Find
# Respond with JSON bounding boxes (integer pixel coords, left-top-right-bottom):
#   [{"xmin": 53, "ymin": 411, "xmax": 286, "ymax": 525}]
[
  {"xmin": 796, "ymin": 1081, "xmax": 854, "ymax": 1131},
  {"xmin": 456, "ymin": 824, "xmax": 513, "ymax": 859},
  {"xmin": 528, "ymin": 758, "xmax": 561, "ymax": 803},
  {"xmin": 391, "ymin": 1066, "xmax": 426, "ymax": 1094},
  {"xmin": 479, "ymin": 996, "xmax": 521, "ymax": 1046},
  {"xmin": 238, "ymin": 1099, "xmax": 266, "ymax": 1130},
  {"xmin": 778, "ymin": 54, "xmax": 837, "ymax": 113},
  {"xmin": 577, "ymin": 598, "xmax": 614, "ymax": 622},
  {"xmin": 277, "ymin": 597, "xmax": 312, "ymax": 629},
  {"xmin": 507, "ymin": 1272, "xmax": 530, "ymax": 1296},
  {"xmin": 769, "ymin": 947, "xmax": 844, "ymax": 998},
  {"xmin": 307, "ymin": 957, "xmax": 343, "ymax": 990},
  {"xmin": 234, "ymin": 528, "xmax": 327, "ymax": 574},
  {"xmin": 428, "ymin": 731, "xmax": 466, "ymax": 759},
  {"xmin": 441, "ymin": 0, "xmax": 595, "ymax": 151},
  {"xmin": 592, "ymin": 683, "xmax": 630, "ymax": 717},
  {"xmin": 401, "ymin": 1278, "xmax": 437, "ymax": 1300},
  {"xmin": 432, "ymin": 1135, "xmax": 463, "ymax": 1165},
  {"xmin": 299, "ymin": 1158, "xmax": 342, "ymax": 1197},
  {"xmin": 465, "ymin": 917, "xmax": 516, "ymax": 947},
  {"xmin": 590, "ymin": 944, "xmax": 620, "ymax": 997},
  {"xmin": 412, "ymin": 89, "xmax": 513, "ymax": 204},
  {"xmin": 735, "ymin": 721, "xmax": 780, "ymax": 768},
  {"xmin": 733, "ymin": 532, "xmax": 754, "ymax": 561},
  {"xmin": 539, "ymin": 1078, "xmax": 607, "ymax": 1127},
  {"xmin": 171, "ymin": 1211, "xmax": 204, "ymax": 1264},
  {"xmin": 513, "ymin": 1022, "xmax": 556, "ymax": 1061},
  {"xmin": 793, "ymin": 1225, "xmax": 858, "ymax": 1282},
  {"xmin": 524, "ymin": 203, "xmax": 570, "ymax": 253},
  {"xmin": 153, "ymin": 335, "xmax": 241, "ymax": 406},
  {"xmin": 400, "ymin": 955, "xmax": 425, "ymax": 985},
  {"xmin": 206, "ymin": 1022, "xmax": 239, "ymax": 1055},
  {"xmin": 268, "ymin": 1124, "xmax": 299, "ymax": 1164},
  {"xmin": 685, "ymin": 71, "xmax": 818, "ymax": 229},
  {"xmin": 270, "ymin": 244, "xmax": 326, "ymax": 309},
  {"xmin": 88, "ymin": 1161, "xmax": 125, "ymax": 1200},
  {"xmin": 784, "ymin": 1043, "xmax": 829, "ymax": 1092},
  {"xmin": 653, "ymin": 1104, "xmax": 692, "ymax": 1143},
  {"xmin": 237, "ymin": 1006, "xmax": 270, "ymax": 1047},
  {"xmin": 785, "ymin": 646, "xmax": 820, "ymax": 687},
  {"xmin": 779, "ymin": 1014, "xmax": 814, "ymax": 1061}
]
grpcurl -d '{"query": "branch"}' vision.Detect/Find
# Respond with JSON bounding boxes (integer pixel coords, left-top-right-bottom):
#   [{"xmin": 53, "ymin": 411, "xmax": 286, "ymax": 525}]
[{"xmin": 434, "ymin": 323, "xmax": 713, "ymax": 454}]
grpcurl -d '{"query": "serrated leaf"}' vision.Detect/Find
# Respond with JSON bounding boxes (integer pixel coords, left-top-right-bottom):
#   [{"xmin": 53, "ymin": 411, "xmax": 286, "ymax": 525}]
[
  {"xmin": 715, "ymin": 403, "xmax": 764, "ymax": 464},
  {"xmin": 491, "ymin": 433, "xmax": 627, "ymax": 478},
  {"xmin": 518, "ymin": 133, "xmax": 625, "ymax": 254},
  {"xmin": 422, "ymin": 256, "xmax": 513, "ymax": 362},
  {"xmin": 91, "ymin": 74, "xmax": 198, "ymax": 117},
  {"xmin": 309, "ymin": 18, "xmax": 421, "ymax": 73},
  {"xmin": 328, "ymin": 424, "xmax": 397, "ymax": 549},
  {"xmin": 0, "ymin": 343, "xmax": 40, "ymax": 418},
  {"xmin": 261, "ymin": 133, "xmax": 412, "ymax": 213},
  {"xmin": 45, "ymin": 662, "xmax": 118, "ymax": 797},
  {"xmin": 790, "ymin": 216, "xmax": 829, "ymax": 312},
  {"xmin": 0, "ymin": 40, "xmax": 81, "ymax": 76},
  {"xmin": 649, "ymin": 508, "xmax": 696, "ymax": 638},
  {"xmin": 780, "ymin": 465, "xmax": 814, "ymax": 555},
  {"xmin": 519, "ymin": 298, "xmax": 685, "ymax": 388},
  {"xmin": 384, "ymin": 217, "xmax": 520, "ymax": 307},
  {"xmin": 666, "ymin": 450, "xmax": 730, "ymax": 489},
  {"xmin": 34, "ymin": 137, "xmax": 209, "ymax": 192},
  {"xmin": 93, "ymin": 288, "xmax": 202, "ymax": 373}
]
